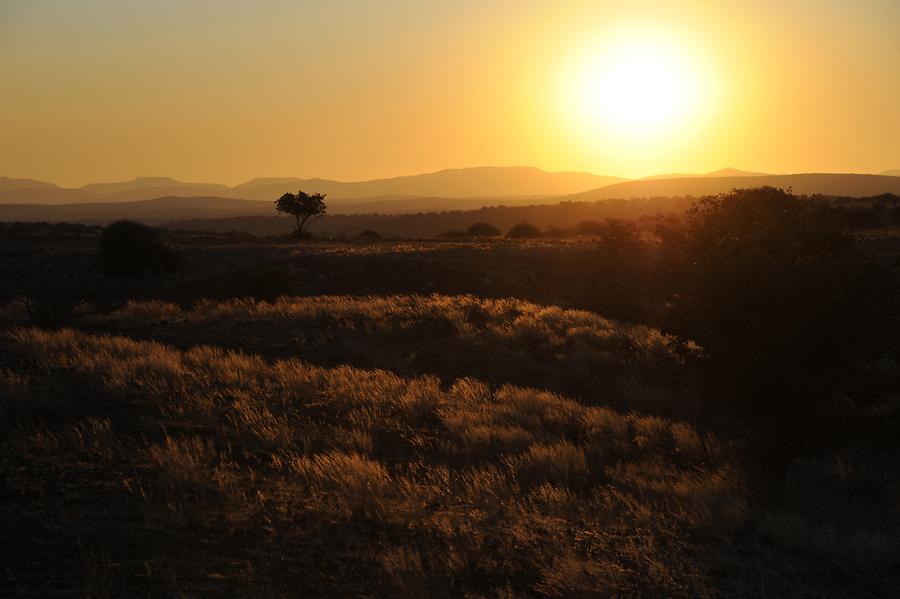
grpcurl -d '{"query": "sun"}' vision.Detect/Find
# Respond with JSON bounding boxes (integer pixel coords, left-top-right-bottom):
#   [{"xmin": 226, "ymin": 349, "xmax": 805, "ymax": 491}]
[{"xmin": 561, "ymin": 31, "xmax": 710, "ymax": 142}]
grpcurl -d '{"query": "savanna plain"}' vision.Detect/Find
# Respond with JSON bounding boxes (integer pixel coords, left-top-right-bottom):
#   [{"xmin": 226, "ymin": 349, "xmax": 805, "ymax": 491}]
[{"xmin": 2, "ymin": 189, "xmax": 900, "ymax": 597}]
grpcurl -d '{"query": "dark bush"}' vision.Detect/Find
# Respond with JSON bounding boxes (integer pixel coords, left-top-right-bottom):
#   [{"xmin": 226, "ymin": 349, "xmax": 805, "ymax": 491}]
[
  {"xmin": 99, "ymin": 220, "xmax": 182, "ymax": 277},
  {"xmin": 663, "ymin": 187, "xmax": 898, "ymax": 497},
  {"xmin": 594, "ymin": 219, "xmax": 640, "ymax": 258},
  {"xmin": 466, "ymin": 222, "xmax": 501, "ymax": 237},
  {"xmin": 505, "ymin": 223, "xmax": 542, "ymax": 239},
  {"xmin": 356, "ymin": 229, "xmax": 382, "ymax": 242}
]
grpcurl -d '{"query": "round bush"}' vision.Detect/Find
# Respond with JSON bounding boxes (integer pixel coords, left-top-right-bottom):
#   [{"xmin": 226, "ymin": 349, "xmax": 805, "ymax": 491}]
[
  {"xmin": 356, "ymin": 229, "xmax": 382, "ymax": 242},
  {"xmin": 506, "ymin": 223, "xmax": 543, "ymax": 239},
  {"xmin": 466, "ymin": 222, "xmax": 501, "ymax": 237},
  {"xmin": 99, "ymin": 220, "xmax": 182, "ymax": 277}
]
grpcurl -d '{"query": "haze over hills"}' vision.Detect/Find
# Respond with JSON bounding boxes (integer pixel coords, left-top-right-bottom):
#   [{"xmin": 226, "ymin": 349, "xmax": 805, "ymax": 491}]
[
  {"xmin": 230, "ymin": 167, "xmax": 626, "ymax": 201},
  {"xmin": 639, "ymin": 168, "xmax": 771, "ymax": 180},
  {"xmin": 560, "ymin": 173, "xmax": 900, "ymax": 203},
  {"xmin": 881, "ymin": 169, "xmax": 900, "ymax": 177},
  {"xmin": 0, "ymin": 177, "xmax": 60, "ymax": 191},
  {"xmin": 4, "ymin": 169, "xmax": 900, "ymax": 225},
  {"xmin": 0, "ymin": 167, "xmax": 624, "ymax": 205},
  {"xmin": 81, "ymin": 177, "xmax": 230, "ymax": 198}
]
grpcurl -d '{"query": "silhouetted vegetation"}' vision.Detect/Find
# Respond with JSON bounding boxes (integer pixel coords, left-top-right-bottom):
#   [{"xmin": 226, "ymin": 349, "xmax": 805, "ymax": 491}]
[
  {"xmin": 466, "ymin": 222, "xmax": 501, "ymax": 237},
  {"xmin": 506, "ymin": 222, "xmax": 542, "ymax": 238},
  {"xmin": 356, "ymin": 229, "xmax": 382, "ymax": 242},
  {"xmin": 274, "ymin": 190, "xmax": 327, "ymax": 239},
  {"xmin": 659, "ymin": 187, "xmax": 898, "ymax": 498},
  {"xmin": 98, "ymin": 220, "xmax": 182, "ymax": 277}
]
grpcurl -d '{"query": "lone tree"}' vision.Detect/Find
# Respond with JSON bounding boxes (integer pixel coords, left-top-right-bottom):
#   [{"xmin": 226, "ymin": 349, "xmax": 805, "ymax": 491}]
[{"xmin": 275, "ymin": 191, "xmax": 327, "ymax": 239}]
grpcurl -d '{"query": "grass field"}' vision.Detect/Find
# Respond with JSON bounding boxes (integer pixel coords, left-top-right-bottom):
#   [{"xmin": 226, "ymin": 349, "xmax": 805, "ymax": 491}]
[{"xmin": 2, "ymin": 222, "xmax": 899, "ymax": 596}]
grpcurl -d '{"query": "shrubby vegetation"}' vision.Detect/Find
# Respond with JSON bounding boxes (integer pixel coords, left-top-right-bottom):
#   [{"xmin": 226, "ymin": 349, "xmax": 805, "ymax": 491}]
[
  {"xmin": 466, "ymin": 222, "xmax": 501, "ymax": 237},
  {"xmin": 656, "ymin": 188, "xmax": 898, "ymax": 497},
  {"xmin": 98, "ymin": 220, "xmax": 182, "ymax": 276},
  {"xmin": 356, "ymin": 229, "xmax": 382, "ymax": 242}
]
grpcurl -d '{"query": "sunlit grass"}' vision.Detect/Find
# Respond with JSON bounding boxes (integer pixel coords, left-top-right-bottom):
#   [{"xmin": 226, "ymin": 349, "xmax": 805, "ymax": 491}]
[{"xmin": 3, "ymin": 326, "xmax": 741, "ymax": 596}]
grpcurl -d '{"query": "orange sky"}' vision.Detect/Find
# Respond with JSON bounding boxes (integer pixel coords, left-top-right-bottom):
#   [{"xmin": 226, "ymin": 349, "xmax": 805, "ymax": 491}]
[{"xmin": 1, "ymin": 1, "xmax": 899, "ymax": 187}]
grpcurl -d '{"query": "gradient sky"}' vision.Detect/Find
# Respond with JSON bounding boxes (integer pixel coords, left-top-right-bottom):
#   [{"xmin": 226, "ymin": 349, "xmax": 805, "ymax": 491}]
[{"xmin": 2, "ymin": 0, "xmax": 899, "ymax": 186}]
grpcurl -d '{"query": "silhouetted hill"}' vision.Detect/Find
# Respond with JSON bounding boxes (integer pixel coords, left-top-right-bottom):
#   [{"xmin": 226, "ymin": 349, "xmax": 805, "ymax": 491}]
[
  {"xmin": 0, "ymin": 177, "xmax": 231, "ymax": 204},
  {"xmin": 324, "ymin": 194, "xmax": 555, "ymax": 215},
  {"xmin": 81, "ymin": 177, "xmax": 231, "ymax": 200},
  {"xmin": 0, "ymin": 196, "xmax": 273, "ymax": 224},
  {"xmin": 231, "ymin": 167, "xmax": 625, "ymax": 200},
  {"xmin": 0, "ymin": 177, "xmax": 61, "ymax": 191},
  {"xmin": 0, "ymin": 188, "xmax": 99, "ymax": 204},
  {"xmin": 0, "ymin": 177, "xmax": 98, "ymax": 203},
  {"xmin": 564, "ymin": 173, "xmax": 900, "ymax": 201},
  {"xmin": 640, "ymin": 168, "xmax": 770, "ymax": 180},
  {"xmin": 0, "ymin": 167, "xmax": 622, "ymax": 205},
  {"xmin": 703, "ymin": 168, "xmax": 770, "ymax": 177}
]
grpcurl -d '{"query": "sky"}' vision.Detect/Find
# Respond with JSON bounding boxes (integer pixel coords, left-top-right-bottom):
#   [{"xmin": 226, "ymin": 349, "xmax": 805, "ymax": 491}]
[{"xmin": 1, "ymin": 0, "xmax": 899, "ymax": 187}]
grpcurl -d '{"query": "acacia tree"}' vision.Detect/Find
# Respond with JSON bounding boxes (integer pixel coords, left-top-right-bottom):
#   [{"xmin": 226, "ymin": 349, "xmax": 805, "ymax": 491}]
[{"xmin": 275, "ymin": 191, "xmax": 327, "ymax": 238}]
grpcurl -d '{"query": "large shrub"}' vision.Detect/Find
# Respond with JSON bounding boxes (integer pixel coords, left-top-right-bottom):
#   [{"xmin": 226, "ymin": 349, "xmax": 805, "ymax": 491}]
[
  {"xmin": 466, "ymin": 222, "xmax": 501, "ymax": 237},
  {"xmin": 356, "ymin": 229, "xmax": 382, "ymax": 242},
  {"xmin": 664, "ymin": 187, "xmax": 898, "ymax": 495},
  {"xmin": 99, "ymin": 220, "xmax": 182, "ymax": 277}
]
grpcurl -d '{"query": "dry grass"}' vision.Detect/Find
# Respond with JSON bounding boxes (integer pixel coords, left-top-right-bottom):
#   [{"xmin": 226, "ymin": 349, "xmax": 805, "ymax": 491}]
[
  {"xmin": 2, "ymin": 290, "xmax": 897, "ymax": 596},
  {"xmin": 2, "ymin": 326, "xmax": 743, "ymax": 596},
  {"xmin": 80, "ymin": 294, "xmax": 695, "ymax": 414}
]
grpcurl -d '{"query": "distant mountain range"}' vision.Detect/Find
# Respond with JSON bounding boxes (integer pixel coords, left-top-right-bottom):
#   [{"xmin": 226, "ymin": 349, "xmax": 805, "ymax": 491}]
[
  {"xmin": 2, "ymin": 167, "xmax": 900, "ymax": 225},
  {"xmin": 0, "ymin": 196, "xmax": 274, "ymax": 224},
  {"xmin": 560, "ymin": 173, "xmax": 900, "ymax": 203},
  {"xmin": 0, "ymin": 167, "xmax": 624, "ymax": 205},
  {"xmin": 638, "ymin": 168, "xmax": 771, "ymax": 180}
]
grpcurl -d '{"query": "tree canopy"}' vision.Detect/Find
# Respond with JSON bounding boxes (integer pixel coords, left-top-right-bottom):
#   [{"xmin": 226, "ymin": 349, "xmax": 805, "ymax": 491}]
[{"xmin": 275, "ymin": 191, "xmax": 327, "ymax": 238}]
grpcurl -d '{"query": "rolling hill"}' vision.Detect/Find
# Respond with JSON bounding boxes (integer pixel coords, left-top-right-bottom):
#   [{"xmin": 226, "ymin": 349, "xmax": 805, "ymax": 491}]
[
  {"xmin": 639, "ymin": 168, "xmax": 771, "ymax": 180},
  {"xmin": 0, "ymin": 167, "xmax": 624, "ymax": 205},
  {"xmin": 0, "ymin": 196, "xmax": 273, "ymax": 224},
  {"xmin": 561, "ymin": 173, "xmax": 900, "ymax": 202},
  {"xmin": 78, "ymin": 177, "xmax": 232, "ymax": 202},
  {"xmin": 0, "ymin": 177, "xmax": 61, "ymax": 191},
  {"xmin": 230, "ymin": 167, "xmax": 626, "ymax": 201},
  {"xmin": 4, "ymin": 170, "xmax": 900, "ymax": 225}
]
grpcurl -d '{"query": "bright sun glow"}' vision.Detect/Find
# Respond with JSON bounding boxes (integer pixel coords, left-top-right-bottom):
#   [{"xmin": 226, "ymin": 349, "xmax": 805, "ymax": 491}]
[{"xmin": 561, "ymin": 30, "xmax": 713, "ymax": 144}]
